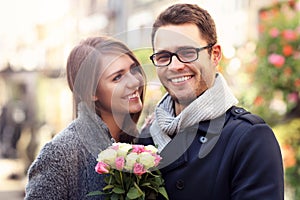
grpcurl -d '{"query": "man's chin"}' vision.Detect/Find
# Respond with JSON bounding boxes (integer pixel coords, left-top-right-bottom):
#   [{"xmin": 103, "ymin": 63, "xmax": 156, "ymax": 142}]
[{"xmin": 172, "ymin": 95, "xmax": 196, "ymax": 106}]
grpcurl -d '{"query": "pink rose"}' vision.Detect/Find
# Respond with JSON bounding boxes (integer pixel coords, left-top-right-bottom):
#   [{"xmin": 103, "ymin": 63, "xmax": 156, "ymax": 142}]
[
  {"xmin": 287, "ymin": 93, "xmax": 299, "ymax": 103},
  {"xmin": 269, "ymin": 28, "xmax": 280, "ymax": 38},
  {"xmin": 296, "ymin": 26, "xmax": 300, "ymax": 34},
  {"xmin": 153, "ymin": 154, "xmax": 162, "ymax": 167},
  {"xmin": 115, "ymin": 157, "xmax": 125, "ymax": 170},
  {"xmin": 282, "ymin": 30, "xmax": 297, "ymax": 41},
  {"xmin": 133, "ymin": 163, "xmax": 147, "ymax": 176},
  {"xmin": 296, "ymin": 2, "xmax": 300, "ymax": 11},
  {"xmin": 268, "ymin": 53, "xmax": 285, "ymax": 68},
  {"xmin": 111, "ymin": 143, "xmax": 119, "ymax": 150},
  {"xmin": 95, "ymin": 162, "xmax": 110, "ymax": 174},
  {"xmin": 131, "ymin": 145, "xmax": 146, "ymax": 154}
]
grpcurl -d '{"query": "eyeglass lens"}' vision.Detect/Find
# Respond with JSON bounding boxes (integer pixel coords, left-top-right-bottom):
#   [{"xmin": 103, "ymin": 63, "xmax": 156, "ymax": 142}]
[
  {"xmin": 153, "ymin": 48, "xmax": 198, "ymax": 66},
  {"xmin": 150, "ymin": 44, "xmax": 214, "ymax": 67}
]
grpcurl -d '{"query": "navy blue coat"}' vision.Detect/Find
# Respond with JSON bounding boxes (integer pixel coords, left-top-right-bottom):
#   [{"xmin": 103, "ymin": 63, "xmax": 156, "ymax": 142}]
[{"xmin": 138, "ymin": 107, "xmax": 284, "ymax": 200}]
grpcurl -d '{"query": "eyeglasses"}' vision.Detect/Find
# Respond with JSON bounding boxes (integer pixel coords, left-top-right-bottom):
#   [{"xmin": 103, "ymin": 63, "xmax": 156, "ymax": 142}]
[{"xmin": 150, "ymin": 43, "xmax": 214, "ymax": 67}]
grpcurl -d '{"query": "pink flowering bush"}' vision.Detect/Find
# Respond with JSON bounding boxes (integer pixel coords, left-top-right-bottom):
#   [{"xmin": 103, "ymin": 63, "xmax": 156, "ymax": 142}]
[
  {"xmin": 253, "ymin": 1, "xmax": 300, "ymax": 198},
  {"xmin": 253, "ymin": 0, "xmax": 300, "ymax": 120},
  {"xmin": 88, "ymin": 143, "xmax": 168, "ymax": 200},
  {"xmin": 267, "ymin": 53, "xmax": 285, "ymax": 67}
]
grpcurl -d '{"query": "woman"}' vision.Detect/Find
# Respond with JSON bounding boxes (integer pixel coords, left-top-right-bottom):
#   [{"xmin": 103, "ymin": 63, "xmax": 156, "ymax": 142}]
[{"xmin": 25, "ymin": 36, "xmax": 146, "ymax": 199}]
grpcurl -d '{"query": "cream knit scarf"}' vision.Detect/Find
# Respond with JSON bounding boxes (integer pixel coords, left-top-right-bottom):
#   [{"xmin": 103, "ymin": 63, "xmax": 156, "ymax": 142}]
[{"xmin": 150, "ymin": 73, "xmax": 238, "ymax": 152}]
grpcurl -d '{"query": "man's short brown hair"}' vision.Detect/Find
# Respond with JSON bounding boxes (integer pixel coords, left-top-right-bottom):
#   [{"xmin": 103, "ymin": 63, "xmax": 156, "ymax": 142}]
[{"xmin": 151, "ymin": 4, "xmax": 217, "ymax": 50}]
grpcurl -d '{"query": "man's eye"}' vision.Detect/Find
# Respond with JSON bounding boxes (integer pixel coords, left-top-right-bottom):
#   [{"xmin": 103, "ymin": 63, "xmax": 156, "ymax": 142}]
[
  {"xmin": 156, "ymin": 53, "xmax": 170, "ymax": 62},
  {"xmin": 179, "ymin": 49, "xmax": 196, "ymax": 58}
]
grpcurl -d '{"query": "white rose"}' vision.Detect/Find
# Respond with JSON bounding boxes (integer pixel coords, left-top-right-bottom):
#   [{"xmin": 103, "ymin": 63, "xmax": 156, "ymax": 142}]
[
  {"xmin": 138, "ymin": 152, "xmax": 155, "ymax": 169},
  {"xmin": 117, "ymin": 143, "xmax": 132, "ymax": 157},
  {"xmin": 97, "ymin": 148, "xmax": 117, "ymax": 165},
  {"xmin": 144, "ymin": 145, "xmax": 158, "ymax": 154},
  {"xmin": 124, "ymin": 152, "xmax": 139, "ymax": 171}
]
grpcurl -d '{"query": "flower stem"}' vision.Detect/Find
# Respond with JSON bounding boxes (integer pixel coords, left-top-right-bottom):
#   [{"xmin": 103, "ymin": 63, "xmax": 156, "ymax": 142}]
[
  {"xmin": 133, "ymin": 181, "xmax": 144, "ymax": 196},
  {"xmin": 119, "ymin": 171, "xmax": 124, "ymax": 190}
]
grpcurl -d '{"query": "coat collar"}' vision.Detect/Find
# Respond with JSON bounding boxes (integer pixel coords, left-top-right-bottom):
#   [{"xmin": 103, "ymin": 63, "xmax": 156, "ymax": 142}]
[{"xmin": 159, "ymin": 112, "xmax": 230, "ymax": 173}]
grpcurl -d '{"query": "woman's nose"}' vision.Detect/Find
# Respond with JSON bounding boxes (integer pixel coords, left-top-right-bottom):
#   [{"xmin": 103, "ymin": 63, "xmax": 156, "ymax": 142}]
[{"xmin": 126, "ymin": 72, "xmax": 143, "ymax": 89}]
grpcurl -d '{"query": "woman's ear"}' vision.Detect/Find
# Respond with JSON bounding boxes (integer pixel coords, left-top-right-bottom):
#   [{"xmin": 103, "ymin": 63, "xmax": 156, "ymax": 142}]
[
  {"xmin": 92, "ymin": 95, "xmax": 98, "ymax": 102},
  {"xmin": 211, "ymin": 44, "xmax": 222, "ymax": 66}
]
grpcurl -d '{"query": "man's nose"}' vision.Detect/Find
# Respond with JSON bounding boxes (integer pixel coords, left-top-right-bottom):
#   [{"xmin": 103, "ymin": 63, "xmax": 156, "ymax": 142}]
[{"xmin": 168, "ymin": 55, "xmax": 185, "ymax": 70}]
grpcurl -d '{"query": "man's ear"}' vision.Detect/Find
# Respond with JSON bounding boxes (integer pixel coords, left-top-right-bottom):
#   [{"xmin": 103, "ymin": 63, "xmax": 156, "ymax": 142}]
[{"xmin": 211, "ymin": 44, "xmax": 222, "ymax": 66}]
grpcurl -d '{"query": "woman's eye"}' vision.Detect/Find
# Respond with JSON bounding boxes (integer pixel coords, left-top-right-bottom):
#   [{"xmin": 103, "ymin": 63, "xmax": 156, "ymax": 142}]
[{"xmin": 113, "ymin": 74, "xmax": 122, "ymax": 81}]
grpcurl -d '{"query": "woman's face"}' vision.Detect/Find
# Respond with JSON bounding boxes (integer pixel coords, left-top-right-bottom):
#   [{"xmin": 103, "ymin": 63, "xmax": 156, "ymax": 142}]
[{"xmin": 94, "ymin": 54, "xmax": 144, "ymax": 118}]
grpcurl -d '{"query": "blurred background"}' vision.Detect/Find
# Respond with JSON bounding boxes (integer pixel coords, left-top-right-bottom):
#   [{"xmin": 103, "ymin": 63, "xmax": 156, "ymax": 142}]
[{"xmin": 0, "ymin": 0, "xmax": 299, "ymax": 199}]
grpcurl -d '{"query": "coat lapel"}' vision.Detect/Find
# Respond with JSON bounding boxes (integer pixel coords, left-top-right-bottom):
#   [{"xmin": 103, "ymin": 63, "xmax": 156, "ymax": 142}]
[{"xmin": 159, "ymin": 124, "xmax": 198, "ymax": 172}]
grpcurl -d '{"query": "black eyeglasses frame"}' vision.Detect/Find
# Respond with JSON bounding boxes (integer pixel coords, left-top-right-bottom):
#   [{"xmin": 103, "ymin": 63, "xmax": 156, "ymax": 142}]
[{"xmin": 150, "ymin": 43, "xmax": 215, "ymax": 67}]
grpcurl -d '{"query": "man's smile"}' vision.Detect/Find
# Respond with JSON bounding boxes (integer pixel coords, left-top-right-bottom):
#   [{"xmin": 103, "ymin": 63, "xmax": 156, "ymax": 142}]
[{"xmin": 170, "ymin": 75, "xmax": 193, "ymax": 83}]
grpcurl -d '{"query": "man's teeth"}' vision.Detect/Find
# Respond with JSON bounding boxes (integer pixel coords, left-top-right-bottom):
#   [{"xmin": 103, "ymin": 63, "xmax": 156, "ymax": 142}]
[{"xmin": 171, "ymin": 76, "xmax": 192, "ymax": 83}]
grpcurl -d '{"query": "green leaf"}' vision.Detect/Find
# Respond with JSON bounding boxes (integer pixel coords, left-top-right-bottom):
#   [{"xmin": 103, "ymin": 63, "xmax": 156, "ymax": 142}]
[
  {"xmin": 144, "ymin": 185, "xmax": 158, "ymax": 192},
  {"xmin": 127, "ymin": 187, "xmax": 143, "ymax": 199},
  {"xmin": 125, "ymin": 196, "xmax": 131, "ymax": 200},
  {"xmin": 103, "ymin": 184, "xmax": 114, "ymax": 191},
  {"xmin": 111, "ymin": 193, "xmax": 121, "ymax": 200},
  {"xmin": 148, "ymin": 170, "xmax": 160, "ymax": 177},
  {"xmin": 141, "ymin": 182, "xmax": 151, "ymax": 187},
  {"xmin": 112, "ymin": 187, "xmax": 125, "ymax": 194},
  {"xmin": 86, "ymin": 190, "xmax": 105, "ymax": 196},
  {"xmin": 158, "ymin": 187, "xmax": 169, "ymax": 200}
]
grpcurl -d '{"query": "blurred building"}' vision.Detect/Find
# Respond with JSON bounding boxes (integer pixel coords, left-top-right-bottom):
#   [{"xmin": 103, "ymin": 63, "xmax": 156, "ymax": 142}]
[
  {"xmin": 0, "ymin": 0, "xmax": 276, "ymax": 159},
  {"xmin": 0, "ymin": 0, "xmax": 276, "ymax": 71}
]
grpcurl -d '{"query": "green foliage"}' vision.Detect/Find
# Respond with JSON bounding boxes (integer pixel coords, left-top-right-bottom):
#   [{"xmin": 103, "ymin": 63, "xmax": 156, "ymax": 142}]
[
  {"xmin": 252, "ymin": 1, "xmax": 300, "ymax": 197},
  {"xmin": 273, "ymin": 118, "xmax": 300, "ymax": 199},
  {"xmin": 133, "ymin": 48, "xmax": 166, "ymax": 128},
  {"xmin": 88, "ymin": 170, "xmax": 168, "ymax": 200},
  {"xmin": 134, "ymin": 48, "xmax": 157, "ymax": 81}
]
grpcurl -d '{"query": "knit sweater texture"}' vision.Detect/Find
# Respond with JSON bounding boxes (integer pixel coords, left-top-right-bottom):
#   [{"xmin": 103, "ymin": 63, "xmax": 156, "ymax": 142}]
[{"xmin": 25, "ymin": 103, "xmax": 113, "ymax": 200}]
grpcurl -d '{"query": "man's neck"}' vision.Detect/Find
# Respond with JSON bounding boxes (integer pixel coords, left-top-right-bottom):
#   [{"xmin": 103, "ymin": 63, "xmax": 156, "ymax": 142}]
[{"xmin": 174, "ymin": 101, "xmax": 188, "ymax": 116}]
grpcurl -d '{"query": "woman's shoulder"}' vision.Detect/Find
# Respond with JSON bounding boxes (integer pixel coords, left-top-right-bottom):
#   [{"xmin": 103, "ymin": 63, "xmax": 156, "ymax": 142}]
[
  {"xmin": 51, "ymin": 121, "xmax": 78, "ymax": 142},
  {"xmin": 40, "ymin": 121, "xmax": 84, "ymax": 156}
]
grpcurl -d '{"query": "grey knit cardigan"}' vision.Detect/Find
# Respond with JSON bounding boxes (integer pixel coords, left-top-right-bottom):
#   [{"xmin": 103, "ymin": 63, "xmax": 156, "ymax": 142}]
[{"xmin": 25, "ymin": 103, "xmax": 113, "ymax": 200}]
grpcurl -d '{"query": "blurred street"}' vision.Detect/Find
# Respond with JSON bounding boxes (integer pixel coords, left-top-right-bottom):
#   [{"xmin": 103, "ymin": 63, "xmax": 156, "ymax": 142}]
[
  {"xmin": 0, "ymin": 159, "xmax": 26, "ymax": 200},
  {"xmin": 0, "ymin": 0, "xmax": 299, "ymax": 199}
]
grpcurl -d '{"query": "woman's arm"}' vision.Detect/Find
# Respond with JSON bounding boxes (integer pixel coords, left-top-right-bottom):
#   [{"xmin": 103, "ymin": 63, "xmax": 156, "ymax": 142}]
[{"xmin": 25, "ymin": 142, "xmax": 69, "ymax": 199}]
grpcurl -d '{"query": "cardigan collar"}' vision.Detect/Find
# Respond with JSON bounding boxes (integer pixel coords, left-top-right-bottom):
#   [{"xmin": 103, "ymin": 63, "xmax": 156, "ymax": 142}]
[{"xmin": 75, "ymin": 102, "xmax": 113, "ymax": 158}]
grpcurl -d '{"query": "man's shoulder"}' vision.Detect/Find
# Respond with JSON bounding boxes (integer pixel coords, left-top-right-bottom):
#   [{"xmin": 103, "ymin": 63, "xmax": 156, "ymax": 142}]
[
  {"xmin": 228, "ymin": 106, "xmax": 265, "ymax": 125},
  {"xmin": 221, "ymin": 106, "xmax": 270, "ymax": 141}
]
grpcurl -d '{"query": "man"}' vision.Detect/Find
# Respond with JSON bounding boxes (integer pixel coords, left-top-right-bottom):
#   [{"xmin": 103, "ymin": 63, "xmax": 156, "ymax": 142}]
[{"xmin": 139, "ymin": 3, "xmax": 284, "ymax": 200}]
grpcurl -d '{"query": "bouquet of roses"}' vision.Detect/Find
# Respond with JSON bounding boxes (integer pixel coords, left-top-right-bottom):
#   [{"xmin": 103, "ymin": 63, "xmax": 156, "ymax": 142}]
[{"xmin": 88, "ymin": 143, "xmax": 169, "ymax": 200}]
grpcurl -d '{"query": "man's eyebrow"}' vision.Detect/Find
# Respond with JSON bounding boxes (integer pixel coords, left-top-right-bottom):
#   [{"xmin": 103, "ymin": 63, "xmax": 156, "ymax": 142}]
[
  {"xmin": 155, "ymin": 46, "xmax": 196, "ymax": 53},
  {"xmin": 155, "ymin": 49, "xmax": 171, "ymax": 54},
  {"xmin": 176, "ymin": 45, "xmax": 197, "ymax": 50}
]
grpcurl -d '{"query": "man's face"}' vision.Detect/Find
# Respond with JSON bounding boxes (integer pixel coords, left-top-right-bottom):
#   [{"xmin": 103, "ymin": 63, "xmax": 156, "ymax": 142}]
[{"xmin": 153, "ymin": 23, "xmax": 220, "ymax": 112}]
